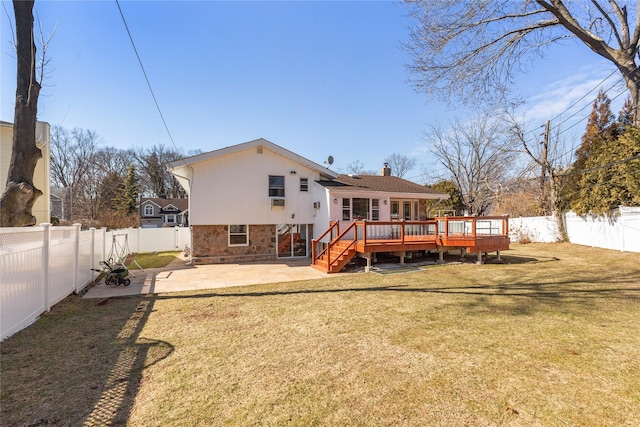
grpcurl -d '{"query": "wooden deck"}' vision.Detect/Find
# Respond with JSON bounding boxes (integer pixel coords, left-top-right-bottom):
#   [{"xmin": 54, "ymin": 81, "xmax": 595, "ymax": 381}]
[{"xmin": 312, "ymin": 216, "xmax": 510, "ymax": 273}]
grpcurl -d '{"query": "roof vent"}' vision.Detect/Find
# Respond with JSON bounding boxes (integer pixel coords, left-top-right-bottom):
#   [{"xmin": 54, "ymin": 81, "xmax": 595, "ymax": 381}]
[{"xmin": 257, "ymin": 147, "xmax": 263, "ymax": 154}]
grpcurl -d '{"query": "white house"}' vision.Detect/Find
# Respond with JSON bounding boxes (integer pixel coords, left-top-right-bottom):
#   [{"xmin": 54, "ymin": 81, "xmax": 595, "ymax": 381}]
[{"xmin": 168, "ymin": 138, "xmax": 448, "ymax": 264}]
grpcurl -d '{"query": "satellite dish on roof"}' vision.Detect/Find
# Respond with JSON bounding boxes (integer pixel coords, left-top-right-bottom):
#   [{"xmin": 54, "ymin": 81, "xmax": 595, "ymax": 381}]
[{"xmin": 325, "ymin": 155, "xmax": 334, "ymax": 166}]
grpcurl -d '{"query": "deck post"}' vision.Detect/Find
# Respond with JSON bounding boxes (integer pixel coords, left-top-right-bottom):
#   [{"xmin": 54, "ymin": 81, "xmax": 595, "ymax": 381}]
[
  {"xmin": 365, "ymin": 253, "xmax": 372, "ymax": 273},
  {"xmin": 460, "ymin": 249, "xmax": 466, "ymax": 261},
  {"xmin": 438, "ymin": 249, "xmax": 444, "ymax": 263},
  {"xmin": 496, "ymin": 250, "xmax": 501, "ymax": 261},
  {"xmin": 476, "ymin": 251, "xmax": 483, "ymax": 265},
  {"xmin": 362, "ymin": 220, "xmax": 367, "ymax": 245},
  {"xmin": 400, "ymin": 251, "xmax": 406, "ymax": 265}
]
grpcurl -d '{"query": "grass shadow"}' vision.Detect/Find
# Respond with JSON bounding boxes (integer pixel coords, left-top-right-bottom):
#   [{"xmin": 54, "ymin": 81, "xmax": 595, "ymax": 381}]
[{"xmin": 0, "ymin": 274, "xmax": 173, "ymax": 425}]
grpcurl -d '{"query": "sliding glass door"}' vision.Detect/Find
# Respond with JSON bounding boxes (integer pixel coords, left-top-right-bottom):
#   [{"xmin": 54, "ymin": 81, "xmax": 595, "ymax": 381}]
[{"xmin": 277, "ymin": 224, "xmax": 308, "ymax": 258}]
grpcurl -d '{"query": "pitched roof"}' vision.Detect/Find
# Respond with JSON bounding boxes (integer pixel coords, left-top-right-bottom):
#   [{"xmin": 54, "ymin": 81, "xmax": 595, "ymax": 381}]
[
  {"xmin": 167, "ymin": 138, "xmax": 337, "ymax": 180},
  {"xmin": 318, "ymin": 174, "xmax": 448, "ymax": 198},
  {"xmin": 140, "ymin": 198, "xmax": 188, "ymax": 212}
]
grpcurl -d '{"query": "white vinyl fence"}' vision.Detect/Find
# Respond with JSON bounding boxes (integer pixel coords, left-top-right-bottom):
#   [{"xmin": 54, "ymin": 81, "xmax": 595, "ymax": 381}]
[
  {"xmin": 509, "ymin": 206, "xmax": 640, "ymax": 252},
  {"xmin": 1, "ymin": 225, "xmax": 191, "ymax": 341}
]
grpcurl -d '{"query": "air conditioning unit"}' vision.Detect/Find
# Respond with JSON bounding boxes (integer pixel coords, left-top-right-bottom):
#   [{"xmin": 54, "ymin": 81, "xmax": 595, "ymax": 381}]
[
  {"xmin": 271, "ymin": 197, "xmax": 285, "ymax": 207},
  {"xmin": 313, "ymin": 201, "xmax": 321, "ymax": 209}
]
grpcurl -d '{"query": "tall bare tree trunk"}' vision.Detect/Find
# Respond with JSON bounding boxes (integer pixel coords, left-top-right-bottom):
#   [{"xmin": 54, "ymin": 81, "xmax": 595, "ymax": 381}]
[
  {"xmin": 0, "ymin": 0, "xmax": 42, "ymax": 227},
  {"xmin": 549, "ymin": 170, "xmax": 568, "ymax": 242},
  {"xmin": 622, "ymin": 66, "xmax": 640, "ymax": 127}
]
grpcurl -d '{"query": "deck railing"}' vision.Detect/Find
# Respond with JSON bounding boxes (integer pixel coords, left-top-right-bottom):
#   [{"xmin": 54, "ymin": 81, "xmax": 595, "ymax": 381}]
[
  {"xmin": 355, "ymin": 220, "xmax": 438, "ymax": 245},
  {"xmin": 311, "ymin": 220, "xmax": 339, "ymax": 264},
  {"xmin": 436, "ymin": 216, "xmax": 509, "ymax": 239},
  {"xmin": 312, "ymin": 221, "xmax": 358, "ymax": 271},
  {"xmin": 312, "ymin": 216, "xmax": 510, "ymax": 270}
]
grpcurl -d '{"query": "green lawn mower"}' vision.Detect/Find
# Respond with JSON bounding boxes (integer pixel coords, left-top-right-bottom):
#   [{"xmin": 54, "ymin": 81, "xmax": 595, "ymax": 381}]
[{"xmin": 95, "ymin": 260, "xmax": 131, "ymax": 287}]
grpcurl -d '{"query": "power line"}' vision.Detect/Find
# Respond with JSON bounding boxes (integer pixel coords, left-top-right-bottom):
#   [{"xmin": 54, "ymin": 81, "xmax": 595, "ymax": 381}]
[
  {"xmin": 519, "ymin": 65, "xmax": 637, "ymax": 141},
  {"xmin": 547, "ymin": 85, "xmax": 632, "ymax": 164},
  {"xmin": 519, "ymin": 68, "xmax": 620, "ymax": 139},
  {"xmin": 557, "ymin": 174, "xmax": 638, "ymax": 208},
  {"xmin": 550, "ymin": 74, "xmax": 632, "ymax": 135},
  {"xmin": 556, "ymin": 154, "xmax": 640, "ymax": 178},
  {"xmin": 115, "ymin": 0, "xmax": 179, "ymax": 153},
  {"xmin": 546, "ymin": 68, "xmax": 619, "ymax": 125}
]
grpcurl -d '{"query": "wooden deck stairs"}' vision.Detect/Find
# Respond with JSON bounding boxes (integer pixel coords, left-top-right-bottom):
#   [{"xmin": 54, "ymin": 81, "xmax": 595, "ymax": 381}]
[{"xmin": 311, "ymin": 240, "xmax": 357, "ymax": 274}]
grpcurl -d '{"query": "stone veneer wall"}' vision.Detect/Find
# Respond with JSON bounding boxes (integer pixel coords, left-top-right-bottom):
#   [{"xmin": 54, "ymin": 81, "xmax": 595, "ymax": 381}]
[{"xmin": 192, "ymin": 224, "xmax": 277, "ymax": 264}]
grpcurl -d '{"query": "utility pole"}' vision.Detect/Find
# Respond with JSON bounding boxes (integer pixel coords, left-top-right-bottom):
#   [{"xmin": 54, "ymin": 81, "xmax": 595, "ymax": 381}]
[{"xmin": 541, "ymin": 120, "xmax": 550, "ymax": 214}]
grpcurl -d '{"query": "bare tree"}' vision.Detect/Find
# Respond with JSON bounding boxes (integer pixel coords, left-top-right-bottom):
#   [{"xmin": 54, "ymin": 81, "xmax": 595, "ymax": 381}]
[
  {"xmin": 425, "ymin": 116, "xmax": 516, "ymax": 215},
  {"xmin": 50, "ymin": 126, "xmax": 101, "ymax": 222},
  {"xmin": 136, "ymin": 145, "xmax": 189, "ymax": 198},
  {"xmin": 345, "ymin": 160, "xmax": 366, "ymax": 175},
  {"xmin": 404, "ymin": 0, "xmax": 640, "ymax": 125},
  {"xmin": 50, "ymin": 126, "xmax": 99, "ymax": 189},
  {"xmin": 1, "ymin": 0, "xmax": 41, "ymax": 226},
  {"xmin": 50, "ymin": 125, "xmax": 138, "ymax": 227},
  {"xmin": 384, "ymin": 153, "xmax": 417, "ymax": 178},
  {"xmin": 508, "ymin": 115, "xmax": 571, "ymax": 240}
]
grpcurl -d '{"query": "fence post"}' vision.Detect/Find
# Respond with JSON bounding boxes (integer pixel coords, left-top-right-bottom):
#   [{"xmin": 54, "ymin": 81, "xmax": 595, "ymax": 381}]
[
  {"xmin": 101, "ymin": 227, "xmax": 107, "ymax": 262},
  {"xmin": 42, "ymin": 223, "xmax": 51, "ymax": 311},
  {"xmin": 90, "ymin": 227, "xmax": 96, "ymax": 281},
  {"xmin": 73, "ymin": 223, "xmax": 81, "ymax": 294}
]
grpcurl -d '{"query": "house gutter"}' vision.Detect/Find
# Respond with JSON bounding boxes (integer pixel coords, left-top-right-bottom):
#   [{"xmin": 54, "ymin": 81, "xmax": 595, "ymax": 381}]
[
  {"xmin": 167, "ymin": 165, "xmax": 194, "ymax": 263},
  {"xmin": 167, "ymin": 166, "xmax": 193, "ymax": 197}
]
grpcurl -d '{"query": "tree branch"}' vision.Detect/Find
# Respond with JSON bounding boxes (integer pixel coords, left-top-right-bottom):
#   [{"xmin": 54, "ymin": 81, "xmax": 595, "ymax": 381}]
[
  {"xmin": 590, "ymin": 0, "xmax": 624, "ymax": 48},
  {"xmin": 535, "ymin": 0, "xmax": 615, "ymax": 60}
]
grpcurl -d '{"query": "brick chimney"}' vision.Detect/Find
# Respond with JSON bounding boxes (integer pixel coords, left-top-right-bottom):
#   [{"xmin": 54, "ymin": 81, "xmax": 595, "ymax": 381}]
[{"xmin": 380, "ymin": 162, "xmax": 391, "ymax": 176}]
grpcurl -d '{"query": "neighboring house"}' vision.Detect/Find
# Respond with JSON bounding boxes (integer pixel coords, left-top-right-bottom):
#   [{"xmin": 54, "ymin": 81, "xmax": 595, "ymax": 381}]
[
  {"xmin": 0, "ymin": 120, "xmax": 51, "ymax": 225},
  {"xmin": 50, "ymin": 187, "xmax": 72, "ymax": 222},
  {"xmin": 139, "ymin": 197, "xmax": 189, "ymax": 228},
  {"xmin": 168, "ymin": 138, "xmax": 449, "ymax": 264}
]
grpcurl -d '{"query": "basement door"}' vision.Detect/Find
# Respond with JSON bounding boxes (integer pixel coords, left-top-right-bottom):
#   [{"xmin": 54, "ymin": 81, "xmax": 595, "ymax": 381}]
[{"xmin": 276, "ymin": 224, "xmax": 308, "ymax": 258}]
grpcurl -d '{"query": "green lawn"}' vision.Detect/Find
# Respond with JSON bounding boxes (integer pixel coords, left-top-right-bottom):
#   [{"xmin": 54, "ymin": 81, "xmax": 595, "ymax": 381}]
[
  {"xmin": 130, "ymin": 251, "xmax": 180, "ymax": 269},
  {"xmin": 1, "ymin": 243, "xmax": 639, "ymax": 426}
]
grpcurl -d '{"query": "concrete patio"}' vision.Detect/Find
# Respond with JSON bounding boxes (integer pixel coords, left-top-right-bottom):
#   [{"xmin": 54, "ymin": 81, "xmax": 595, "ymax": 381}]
[{"xmin": 83, "ymin": 257, "xmax": 333, "ymax": 299}]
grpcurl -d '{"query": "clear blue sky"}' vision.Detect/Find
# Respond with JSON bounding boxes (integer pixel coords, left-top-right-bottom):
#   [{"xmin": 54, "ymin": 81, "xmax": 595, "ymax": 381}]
[{"xmin": 0, "ymin": 0, "xmax": 624, "ymax": 182}]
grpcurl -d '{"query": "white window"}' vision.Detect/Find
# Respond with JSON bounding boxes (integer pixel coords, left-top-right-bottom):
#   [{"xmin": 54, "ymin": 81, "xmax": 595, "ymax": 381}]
[
  {"xmin": 342, "ymin": 198, "xmax": 380, "ymax": 221},
  {"xmin": 352, "ymin": 198, "xmax": 370, "ymax": 220},
  {"xmin": 393, "ymin": 199, "xmax": 420, "ymax": 220},
  {"xmin": 300, "ymin": 178, "xmax": 308, "ymax": 192},
  {"xmin": 403, "ymin": 201, "xmax": 414, "ymax": 220},
  {"xmin": 165, "ymin": 215, "xmax": 176, "ymax": 224},
  {"xmin": 342, "ymin": 198, "xmax": 351, "ymax": 221},
  {"xmin": 269, "ymin": 175, "xmax": 285, "ymax": 197},
  {"xmin": 372, "ymin": 199, "xmax": 380, "ymax": 221},
  {"xmin": 144, "ymin": 205, "xmax": 154, "ymax": 216},
  {"xmin": 229, "ymin": 225, "xmax": 248, "ymax": 246},
  {"xmin": 391, "ymin": 201, "xmax": 400, "ymax": 219}
]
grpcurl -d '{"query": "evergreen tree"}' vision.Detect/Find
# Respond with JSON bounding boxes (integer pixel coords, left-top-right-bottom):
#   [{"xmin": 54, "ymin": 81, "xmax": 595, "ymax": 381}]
[
  {"xmin": 570, "ymin": 91, "xmax": 640, "ymax": 216},
  {"xmin": 122, "ymin": 165, "xmax": 139, "ymax": 214},
  {"xmin": 424, "ymin": 180, "xmax": 466, "ymax": 216}
]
